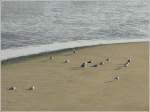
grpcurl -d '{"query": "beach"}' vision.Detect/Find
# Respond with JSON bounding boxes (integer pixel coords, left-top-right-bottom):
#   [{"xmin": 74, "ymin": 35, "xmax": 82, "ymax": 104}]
[{"xmin": 1, "ymin": 42, "xmax": 149, "ymax": 111}]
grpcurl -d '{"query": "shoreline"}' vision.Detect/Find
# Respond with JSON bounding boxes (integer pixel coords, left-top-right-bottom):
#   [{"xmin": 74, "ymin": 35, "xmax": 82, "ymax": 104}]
[
  {"xmin": 1, "ymin": 39, "xmax": 149, "ymax": 61},
  {"xmin": 2, "ymin": 41, "xmax": 149, "ymax": 64}
]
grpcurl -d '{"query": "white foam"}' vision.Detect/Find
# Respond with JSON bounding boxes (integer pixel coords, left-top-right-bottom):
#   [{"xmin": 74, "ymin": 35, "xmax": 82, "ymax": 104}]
[{"xmin": 1, "ymin": 39, "xmax": 149, "ymax": 61}]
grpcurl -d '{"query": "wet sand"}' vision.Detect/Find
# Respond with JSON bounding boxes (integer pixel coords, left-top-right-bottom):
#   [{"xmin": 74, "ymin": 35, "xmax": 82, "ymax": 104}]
[{"xmin": 1, "ymin": 42, "xmax": 149, "ymax": 111}]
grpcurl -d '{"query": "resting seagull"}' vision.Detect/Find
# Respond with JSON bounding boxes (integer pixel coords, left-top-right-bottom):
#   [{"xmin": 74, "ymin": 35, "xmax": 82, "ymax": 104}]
[
  {"xmin": 8, "ymin": 86, "xmax": 16, "ymax": 91},
  {"xmin": 81, "ymin": 62, "xmax": 87, "ymax": 68},
  {"xmin": 28, "ymin": 85, "xmax": 35, "ymax": 91}
]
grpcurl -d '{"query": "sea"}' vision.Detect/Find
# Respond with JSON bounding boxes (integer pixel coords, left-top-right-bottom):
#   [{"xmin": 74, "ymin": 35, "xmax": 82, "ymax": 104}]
[{"xmin": 1, "ymin": 0, "xmax": 149, "ymax": 60}]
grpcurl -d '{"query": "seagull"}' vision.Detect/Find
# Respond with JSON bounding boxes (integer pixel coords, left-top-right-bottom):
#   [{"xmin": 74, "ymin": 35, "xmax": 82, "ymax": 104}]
[
  {"xmin": 81, "ymin": 62, "xmax": 87, "ymax": 68},
  {"xmin": 92, "ymin": 64, "xmax": 98, "ymax": 67},
  {"xmin": 99, "ymin": 62, "xmax": 104, "ymax": 65},
  {"xmin": 28, "ymin": 85, "xmax": 35, "ymax": 91},
  {"xmin": 106, "ymin": 58, "xmax": 110, "ymax": 62},
  {"xmin": 8, "ymin": 86, "xmax": 16, "ymax": 91},
  {"xmin": 127, "ymin": 58, "xmax": 131, "ymax": 63},
  {"xmin": 124, "ymin": 58, "xmax": 132, "ymax": 67},
  {"xmin": 87, "ymin": 60, "xmax": 93, "ymax": 63},
  {"xmin": 113, "ymin": 76, "xmax": 120, "ymax": 80},
  {"xmin": 49, "ymin": 56, "xmax": 54, "ymax": 60},
  {"xmin": 73, "ymin": 49, "xmax": 77, "ymax": 54},
  {"xmin": 64, "ymin": 59, "xmax": 70, "ymax": 63}
]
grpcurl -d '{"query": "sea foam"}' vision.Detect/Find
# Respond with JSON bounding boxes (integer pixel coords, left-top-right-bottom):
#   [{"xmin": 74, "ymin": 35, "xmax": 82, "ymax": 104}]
[{"xmin": 1, "ymin": 39, "xmax": 149, "ymax": 61}]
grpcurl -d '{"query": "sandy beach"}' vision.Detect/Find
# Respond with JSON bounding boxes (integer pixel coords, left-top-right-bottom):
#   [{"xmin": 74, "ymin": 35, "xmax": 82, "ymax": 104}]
[{"xmin": 1, "ymin": 42, "xmax": 149, "ymax": 111}]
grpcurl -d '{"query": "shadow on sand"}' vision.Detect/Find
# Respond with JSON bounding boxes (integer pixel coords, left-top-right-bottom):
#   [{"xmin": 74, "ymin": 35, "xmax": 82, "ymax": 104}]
[
  {"xmin": 104, "ymin": 80, "xmax": 114, "ymax": 83},
  {"xmin": 71, "ymin": 66, "xmax": 81, "ymax": 70},
  {"xmin": 114, "ymin": 64, "xmax": 125, "ymax": 70}
]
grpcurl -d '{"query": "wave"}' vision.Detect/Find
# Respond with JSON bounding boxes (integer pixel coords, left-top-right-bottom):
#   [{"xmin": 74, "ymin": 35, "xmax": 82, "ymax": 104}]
[{"xmin": 1, "ymin": 38, "xmax": 149, "ymax": 61}]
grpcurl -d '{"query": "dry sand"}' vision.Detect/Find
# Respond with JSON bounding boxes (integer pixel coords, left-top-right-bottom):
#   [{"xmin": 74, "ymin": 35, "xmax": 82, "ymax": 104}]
[{"xmin": 1, "ymin": 42, "xmax": 149, "ymax": 111}]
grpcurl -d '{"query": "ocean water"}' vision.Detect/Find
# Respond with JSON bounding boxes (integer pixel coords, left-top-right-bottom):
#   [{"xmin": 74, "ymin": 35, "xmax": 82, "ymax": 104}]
[{"xmin": 1, "ymin": 0, "xmax": 149, "ymax": 60}]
